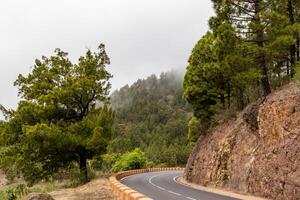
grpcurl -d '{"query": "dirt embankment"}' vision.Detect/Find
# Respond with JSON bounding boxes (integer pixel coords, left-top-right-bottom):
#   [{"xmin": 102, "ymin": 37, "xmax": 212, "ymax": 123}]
[
  {"xmin": 1, "ymin": 172, "xmax": 116, "ymax": 200},
  {"xmin": 184, "ymin": 83, "xmax": 300, "ymax": 200},
  {"xmin": 49, "ymin": 178, "xmax": 116, "ymax": 200}
]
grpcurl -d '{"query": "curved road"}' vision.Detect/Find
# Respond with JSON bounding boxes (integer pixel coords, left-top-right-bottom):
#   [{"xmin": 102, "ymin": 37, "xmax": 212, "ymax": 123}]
[{"xmin": 120, "ymin": 171, "xmax": 240, "ymax": 200}]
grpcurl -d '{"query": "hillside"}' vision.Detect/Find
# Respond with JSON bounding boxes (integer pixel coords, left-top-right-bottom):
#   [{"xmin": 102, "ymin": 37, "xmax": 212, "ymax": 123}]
[
  {"xmin": 109, "ymin": 70, "xmax": 192, "ymax": 167},
  {"xmin": 184, "ymin": 83, "xmax": 300, "ymax": 200}
]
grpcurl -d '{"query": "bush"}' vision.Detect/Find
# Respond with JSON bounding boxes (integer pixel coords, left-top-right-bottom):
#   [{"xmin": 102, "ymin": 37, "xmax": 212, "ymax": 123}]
[
  {"xmin": 188, "ymin": 117, "xmax": 209, "ymax": 143},
  {"xmin": 100, "ymin": 153, "xmax": 121, "ymax": 172},
  {"xmin": 295, "ymin": 64, "xmax": 300, "ymax": 82},
  {"xmin": 111, "ymin": 148, "xmax": 147, "ymax": 173},
  {"xmin": 0, "ymin": 184, "xmax": 29, "ymax": 200}
]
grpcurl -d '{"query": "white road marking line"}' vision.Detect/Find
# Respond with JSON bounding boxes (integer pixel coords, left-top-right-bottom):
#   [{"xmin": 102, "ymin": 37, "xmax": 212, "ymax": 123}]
[
  {"xmin": 172, "ymin": 175, "xmax": 199, "ymax": 200},
  {"xmin": 167, "ymin": 190, "xmax": 182, "ymax": 196},
  {"xmin": 173, "ymin": 175, "xmax": 180, "ymax": 183},
  {"xmin": 120, "ymin": 176, "xmax": 128, "ymax": 181},
  {"xmin": 156, "ymin": 186, "xmax": 166, "ymax": 191},
  {"xmin": 148, "ymin": 174, "xmax": 165, "ymax": 189},
  {"xmin": 120, "ymin": 173, "xmax": 143, "ymax": 181},
  {"xmin": 186, "ymin": 197, "xmax": 197, "ymax": 200},
  {"xmin": 148, "ymin": 172, "xmax": 199, "ymax": 200}
]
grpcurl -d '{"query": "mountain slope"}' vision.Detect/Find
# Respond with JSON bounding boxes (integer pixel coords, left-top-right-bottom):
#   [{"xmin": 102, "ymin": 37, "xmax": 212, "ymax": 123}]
[{"xmin": 109, "ymin": 70, "xmax": 192, "ymax": 167}]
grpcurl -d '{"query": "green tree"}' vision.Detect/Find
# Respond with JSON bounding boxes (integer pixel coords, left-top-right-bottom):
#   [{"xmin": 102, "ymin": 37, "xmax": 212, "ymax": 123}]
[
  {"xmin": 187, "ymin": 117, "xmax": 207, "ymax": 143},
  {"xmin": 183, "ymin": 32, "xmax": 221, "ymax": 121},
  {"xmin": 0, "ymin": 44, "xmax": 114, "ymax": 184},
  {"xmin": 212, "ymin": 0, "xmax": 300, "ymax": 95}
]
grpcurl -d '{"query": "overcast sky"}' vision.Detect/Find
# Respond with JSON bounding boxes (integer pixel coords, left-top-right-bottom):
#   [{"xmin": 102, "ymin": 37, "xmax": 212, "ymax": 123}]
[{"xmin": 0, "ymin": 0, "xmax": 213, "ymax": 117}]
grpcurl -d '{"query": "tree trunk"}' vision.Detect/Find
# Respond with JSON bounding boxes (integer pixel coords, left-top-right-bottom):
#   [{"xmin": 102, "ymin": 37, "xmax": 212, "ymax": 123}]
[
  {"xmin": 290, "ymin": 45, "xmax": 296, "ymax": 78},
  {"xmin": 287, "ymin": 61, "xmax": 290, "ymax": 77},
  {"xmin": 220, "ymin": 94, "xmax": 225, "ymax": 109},
  {"xmin": 227, "ymin": 83, "xmax": 231, "ymax": 110},
  {"xmin": 254, "ymin": 0, "xmax": 271, "ymax": 96},
  {"xmin": 237, "ymin": 88, "xmax": 245, "ymax": 110},
  {"xmin": 79, "ymin": 151, "xmax": 88, "ymax": 183},
  {"xmin": 257, "ymin": 39, "xmax": 271, "ymax": 96},
  {"xmin": 288, "ymin": 0, "xmax": 296, "ymax": 78},
  {"xmin": 297, "ymin": 38, "xmax": 300, "ymax": 61}
]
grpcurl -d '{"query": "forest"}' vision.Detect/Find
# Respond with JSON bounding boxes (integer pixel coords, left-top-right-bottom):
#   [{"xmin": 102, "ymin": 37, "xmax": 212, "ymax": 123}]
[{"xmin": 107, "ymin": 70, "xmax": 192, "ymax": 170}]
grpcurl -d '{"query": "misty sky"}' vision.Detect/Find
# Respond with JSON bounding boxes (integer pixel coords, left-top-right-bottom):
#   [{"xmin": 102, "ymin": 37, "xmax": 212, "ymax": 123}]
[{"xmin": 0, "ymin": 0, "xmax": 213, "ymax": 117}]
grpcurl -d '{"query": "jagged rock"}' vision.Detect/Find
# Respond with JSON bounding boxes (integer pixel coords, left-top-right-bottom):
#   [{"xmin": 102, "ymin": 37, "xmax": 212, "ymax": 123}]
[
  {"xmin": 184, "ymin": 83, "xmax": 300, "ymax": 200},
  {"xmin": 242, "ymin": 101, "xmax": 260, "ymax": 131},
  {"xmin": 23, "ymin": 193, "xmax": 54, "ymax": 200}
]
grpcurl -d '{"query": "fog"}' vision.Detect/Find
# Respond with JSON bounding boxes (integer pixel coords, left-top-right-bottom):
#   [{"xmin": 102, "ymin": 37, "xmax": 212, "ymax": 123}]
[{"xmin": 0, "ymin": 0, "xmax": 213, "ymax": 118}]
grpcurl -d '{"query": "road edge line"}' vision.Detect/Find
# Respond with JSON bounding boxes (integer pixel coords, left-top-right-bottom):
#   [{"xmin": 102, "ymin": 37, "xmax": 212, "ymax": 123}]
[{"xmin": 176, "ymin": 176, "xmax": 269, "ymax": 200}]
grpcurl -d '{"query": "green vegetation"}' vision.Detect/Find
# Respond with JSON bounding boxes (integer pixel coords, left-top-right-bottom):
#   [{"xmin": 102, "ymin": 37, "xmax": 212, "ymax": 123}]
[
  {"xmin": 184, "ymin": 0, "xmax": 300, "ymax": 128},
  {"xmin": 111, "ymin": 148, "xmax": 147, "ymax": 172},
  {"xmin": 107, "ymin": 71, "xmax": 192, "ymax": 168},
  {"xmin": 0, "ymin": 184, "xmax": 29, "ymax": 200},
  {"xmin": 295, "ymin": 65, "xmax": 300, "ymax": 82},
  {"xmin": 0, "ymin": 181, "xmax": 71, "ymax": 200},
  {"xmin": 0, "ymin": 44, "xmax": 114, "ymax": 184},
  {"xmin": 187, "ymin": 117, "xmax": 208, "ymax": 143}
]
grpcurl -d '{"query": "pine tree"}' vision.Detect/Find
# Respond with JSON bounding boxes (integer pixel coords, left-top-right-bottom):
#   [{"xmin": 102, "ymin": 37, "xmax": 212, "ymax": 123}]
[{"xmin": 184, "ymin": 0, "xmax": 300, "ymax": 130}]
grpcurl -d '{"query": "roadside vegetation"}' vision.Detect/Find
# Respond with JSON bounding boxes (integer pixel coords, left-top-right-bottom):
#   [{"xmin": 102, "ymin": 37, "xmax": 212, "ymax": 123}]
[{"xmin": 0, "ymin": 182, "xmax": 63, "ymax": 200}]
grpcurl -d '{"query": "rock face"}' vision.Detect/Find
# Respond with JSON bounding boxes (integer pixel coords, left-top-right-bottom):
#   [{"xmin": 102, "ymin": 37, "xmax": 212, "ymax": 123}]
[{"xmin": 184, "ymin": 84, "xmax": 300, "ymax": 200}]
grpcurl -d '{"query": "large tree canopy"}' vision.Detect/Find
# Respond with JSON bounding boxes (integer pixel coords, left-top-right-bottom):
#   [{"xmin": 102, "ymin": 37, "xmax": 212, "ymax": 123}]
[{"xmin": 0, "ymin": 44, "xmax": 114, "ymax": 184}]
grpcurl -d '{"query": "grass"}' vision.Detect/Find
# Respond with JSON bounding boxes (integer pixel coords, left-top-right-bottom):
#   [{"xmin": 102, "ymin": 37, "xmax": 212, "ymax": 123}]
[
  {"xmin": 0, "ymin": 184, "xmax": 29, "ymax": 200},
  {"xmin": 294, "ymin": 66, "xmax": 300, "ymax": 83},
  {"xmin": 0, "ymin": 180, "xmax": 71, "ymax": 200},
  {"xmin": 0, "ymin": 167, "xmax": 100, "ymax": 200}
]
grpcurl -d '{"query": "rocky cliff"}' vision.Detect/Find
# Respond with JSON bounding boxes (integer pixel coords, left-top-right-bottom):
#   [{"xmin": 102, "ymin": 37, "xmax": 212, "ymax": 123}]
[{"xmin": 184, "ymin": 83, "xmax": 300, "ymax": 200}]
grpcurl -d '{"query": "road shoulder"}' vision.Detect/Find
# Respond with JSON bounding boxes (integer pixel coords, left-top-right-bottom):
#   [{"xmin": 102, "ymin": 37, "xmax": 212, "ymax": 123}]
[{"xmin": 177, "ymin": 177, "xmax": 268, "ymax": 200}]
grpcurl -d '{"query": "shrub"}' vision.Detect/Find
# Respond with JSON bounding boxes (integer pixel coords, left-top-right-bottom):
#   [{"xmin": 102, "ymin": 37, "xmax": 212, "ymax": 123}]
[
  {"xmin": 99, "ymin": 153, "xmax": 121, "ymax": 173},
  {"xmin": 188, "ymin": 117, "xmax": 209, "ymax": 143},
  {"xmin": 295, "ymin": 64, "xmax": 300, "ymax": 82},
  {"xmin": 0, "ymin": 184, "xmax": 29, "ymax": 200},
  {"xmin": 111, "ymin": 148, "xmax": 147, "ymax": 173}
]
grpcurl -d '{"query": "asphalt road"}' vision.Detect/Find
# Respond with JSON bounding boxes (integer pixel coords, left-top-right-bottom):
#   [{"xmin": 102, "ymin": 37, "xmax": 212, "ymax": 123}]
[{"xmin": 120, "ymin": 171, "xmax": 241, "ymax": 200}]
